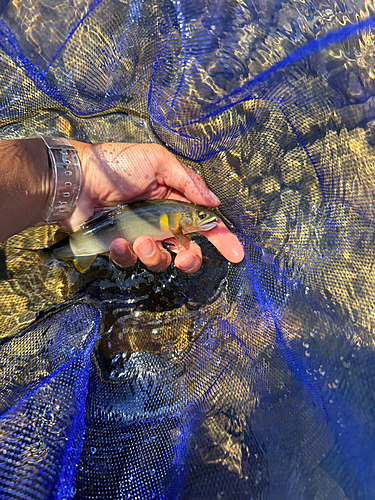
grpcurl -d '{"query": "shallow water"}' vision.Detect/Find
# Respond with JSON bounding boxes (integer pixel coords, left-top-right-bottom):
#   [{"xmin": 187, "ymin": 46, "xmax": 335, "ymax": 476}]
[{"xmin": 1, "ymin": 0, "xmax": 375, "ymax": 497}]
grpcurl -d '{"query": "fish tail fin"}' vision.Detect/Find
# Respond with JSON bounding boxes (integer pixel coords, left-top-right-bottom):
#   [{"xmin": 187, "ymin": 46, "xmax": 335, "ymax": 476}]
[
  {"xmin": 11, "ymin": 246, "xmax": 96, "ymax": 273},
  {"xmin": 72, "ymin": 255, "xmax": 97, "ymax": 273}
]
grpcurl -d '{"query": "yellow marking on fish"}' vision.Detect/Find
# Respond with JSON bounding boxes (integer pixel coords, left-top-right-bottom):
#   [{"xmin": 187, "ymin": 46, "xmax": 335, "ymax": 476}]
[
  {"xmin": 169, "ymin": 212, "xmax": 182, "ymax": 232},
  {"xmin": 160, "ymin": 213, "xmax": 170, "ymax": 232}
]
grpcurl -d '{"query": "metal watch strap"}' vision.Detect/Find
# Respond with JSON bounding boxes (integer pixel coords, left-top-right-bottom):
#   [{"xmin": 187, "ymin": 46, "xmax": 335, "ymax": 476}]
[{"xmin": 30, "ymin": 134, "xmax": 81, "ymax": 224}]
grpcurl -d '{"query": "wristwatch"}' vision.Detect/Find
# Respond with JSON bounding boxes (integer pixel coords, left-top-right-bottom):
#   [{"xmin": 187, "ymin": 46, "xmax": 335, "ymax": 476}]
[{"xmin": 30, "ymin": 134, "xmax": 81, "ymax": 224}]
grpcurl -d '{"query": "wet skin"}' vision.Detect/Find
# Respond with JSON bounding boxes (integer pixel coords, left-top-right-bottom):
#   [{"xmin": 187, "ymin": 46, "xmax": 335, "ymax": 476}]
[
  {"xmin": 109, "ymin": 219, "xmax": 244, "ymax": 274},
  {"xmin": 66, "ymin": 142, "xmax": 245, "ymax": 274}
]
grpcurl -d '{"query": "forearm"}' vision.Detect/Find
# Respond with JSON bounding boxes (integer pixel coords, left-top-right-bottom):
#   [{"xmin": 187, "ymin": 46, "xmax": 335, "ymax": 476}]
[{"xmin": 0, "ymin": 138, "xmax": 52, "ymax": 242}]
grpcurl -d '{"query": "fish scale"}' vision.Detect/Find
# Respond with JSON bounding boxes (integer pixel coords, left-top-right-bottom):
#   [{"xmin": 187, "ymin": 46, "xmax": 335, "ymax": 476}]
[{"xmin": 44, "ymin": 199, "xmax": 218, "ymax": 272}]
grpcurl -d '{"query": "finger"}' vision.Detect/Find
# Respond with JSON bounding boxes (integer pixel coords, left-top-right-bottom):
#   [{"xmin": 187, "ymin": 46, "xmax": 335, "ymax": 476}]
[
  {"xmin": 201, "ymin": 220, "xmax": 244, "ymax": 263},
  {"xmin": 109, "ymin": 238, "xmax": 137, "ymax": 268},
  {"xmin": 139, "ymin": 144, "xmax": 220, "ymax": 207},
  {"xmin": 164, "ymin": 161, "xmax": 220, "ymax": 207},
  {"xmin": 174, "ymin": 241, "xmax": 202, "ymax": 274},
  {"xmin": 133, "ymin": 236, "xmax": 172, "ymax": 273}
]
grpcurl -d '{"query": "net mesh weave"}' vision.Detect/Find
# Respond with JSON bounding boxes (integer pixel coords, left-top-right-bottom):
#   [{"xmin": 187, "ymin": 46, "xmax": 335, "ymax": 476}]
[{"xmin": 0, "ymin": 0, "xmax": 375, "ymax": 498}]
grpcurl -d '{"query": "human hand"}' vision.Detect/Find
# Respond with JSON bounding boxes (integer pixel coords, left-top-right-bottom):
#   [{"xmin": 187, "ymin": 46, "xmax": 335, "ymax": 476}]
[{"xmin": 66, "ymin": 142, "xmax": 244, "ymax": 273}]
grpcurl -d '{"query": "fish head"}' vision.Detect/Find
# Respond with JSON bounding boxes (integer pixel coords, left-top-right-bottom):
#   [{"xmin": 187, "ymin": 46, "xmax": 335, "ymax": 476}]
[{"xmin": 179, "ymin": 207, "xmax": 218, "ymax": 234}]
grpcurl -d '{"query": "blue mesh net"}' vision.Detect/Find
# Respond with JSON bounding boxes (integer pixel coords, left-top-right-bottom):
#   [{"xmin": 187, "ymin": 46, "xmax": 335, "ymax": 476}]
[{"xmin": 0, "ymin": 0, "xmax": 375, "ymax": 498}]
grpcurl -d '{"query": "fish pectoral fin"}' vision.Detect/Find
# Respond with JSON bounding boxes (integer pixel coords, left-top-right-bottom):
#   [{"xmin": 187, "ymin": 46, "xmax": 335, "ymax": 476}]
[
  {"xmin": 72, "ymin": 255, "xmax": 97, "ymax": 273},
  {"xmin": 170, "ymin": 229, "xmax": 189, "ymax": 246}
]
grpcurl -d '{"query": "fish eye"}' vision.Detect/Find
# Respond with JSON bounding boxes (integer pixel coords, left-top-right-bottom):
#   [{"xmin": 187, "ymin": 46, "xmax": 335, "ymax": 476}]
[{"xmin": 198, "ymin": 211, "xmax": 207, "ymax": 220}]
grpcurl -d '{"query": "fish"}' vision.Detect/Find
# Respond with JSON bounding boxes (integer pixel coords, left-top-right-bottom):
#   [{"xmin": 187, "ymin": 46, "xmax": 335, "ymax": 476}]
[{"xmin": 43, "ymin": 199, "xmax": 218, "ymax": 272}]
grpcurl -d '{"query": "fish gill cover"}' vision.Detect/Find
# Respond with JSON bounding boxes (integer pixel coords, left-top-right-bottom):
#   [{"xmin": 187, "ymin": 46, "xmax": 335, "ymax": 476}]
[{"xmin": 0, "ymin": 0, "xmax": 375, "ymax": 498}]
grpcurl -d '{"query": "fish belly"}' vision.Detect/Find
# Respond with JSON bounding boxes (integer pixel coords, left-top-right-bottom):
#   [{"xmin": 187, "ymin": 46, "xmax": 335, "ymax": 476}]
[
  {"xmin": 119, "ymin": 221, "xmax": 173, "ymax": 246},
  {"xmin": 69, "ymin": 218, "xmax": 173, "ymax": 257}
]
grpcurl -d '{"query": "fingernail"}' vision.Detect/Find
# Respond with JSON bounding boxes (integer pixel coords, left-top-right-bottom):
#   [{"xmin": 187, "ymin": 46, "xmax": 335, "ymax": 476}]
[
  {"xmin": 230, "ymin": 246, "xmax": 245, "ymax": 263},
  {"xmin": 112, "ymin": 241, "xmax": 126, "ymax": 255},
  {"xmin": 178, "ymin": 255, "xmax": 196, "ymax": 272},
  {"xmin": 139, "ymin": 240, "xmax": 154, "ymax": 257},
  {"xmin": 208, "ymin": 190, "xmax": 220, "ymax": 205}
]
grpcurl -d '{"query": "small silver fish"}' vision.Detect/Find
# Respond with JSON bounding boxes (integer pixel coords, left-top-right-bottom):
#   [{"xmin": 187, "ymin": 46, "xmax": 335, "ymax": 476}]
[{"xmin": 44, "ymin": 199, "xmax": 218, "ymax": 272}]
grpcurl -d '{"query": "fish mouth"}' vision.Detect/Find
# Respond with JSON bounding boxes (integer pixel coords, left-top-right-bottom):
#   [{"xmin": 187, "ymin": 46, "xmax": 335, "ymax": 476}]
[
  {"xmin": 197, "ymin": 217, "xmax": 218, "ymax": 232},
  {"xmin": 181, "ymin": 215, "xmax": 218, "ymax": 234}
]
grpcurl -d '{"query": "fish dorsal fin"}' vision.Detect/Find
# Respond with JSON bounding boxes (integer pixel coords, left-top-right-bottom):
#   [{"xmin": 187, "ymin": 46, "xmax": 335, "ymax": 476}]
[
  {"xmin": 72, "ymin": 255, "xmax": 98, "ymax": 273},
  {"xmin": 80, "ymin": 204, "xmax": 127, "ymax": 230}
]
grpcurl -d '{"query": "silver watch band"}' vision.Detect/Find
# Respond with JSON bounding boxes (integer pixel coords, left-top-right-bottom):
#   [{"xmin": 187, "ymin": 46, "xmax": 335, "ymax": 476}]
[{"xmin": 30, "ymin": 134, "xmax": 81, "ymax": 224}]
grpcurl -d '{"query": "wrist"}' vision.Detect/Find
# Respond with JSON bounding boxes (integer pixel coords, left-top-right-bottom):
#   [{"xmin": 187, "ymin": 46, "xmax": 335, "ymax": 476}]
[
  {"xmin": 26, "ymin": 138, "xmax": 54, "ymax": 223},
  {"xmin": 22, "ymin": 138, "xmax": 53, "ymax": 223},
  {"xmin": 61, "ymin": 140, "xmax": 97, "ymax": 231}
]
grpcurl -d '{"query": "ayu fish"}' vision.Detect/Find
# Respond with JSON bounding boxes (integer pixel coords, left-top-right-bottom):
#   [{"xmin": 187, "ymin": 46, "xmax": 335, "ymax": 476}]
[{"xmin": 43, "ymin": 199, "xmax": 218, "ymax": 272}]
